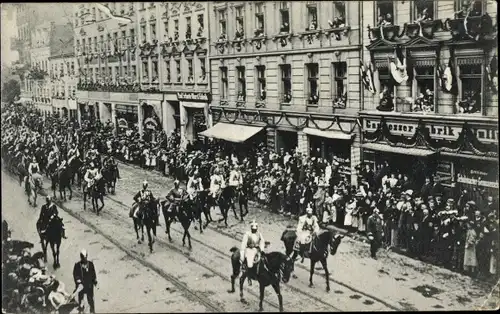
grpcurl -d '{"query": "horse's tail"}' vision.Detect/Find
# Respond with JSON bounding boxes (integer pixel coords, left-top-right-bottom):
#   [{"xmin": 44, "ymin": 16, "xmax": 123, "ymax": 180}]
[{"xmin": 230, "ymin": 246, "xmax": 239, "ymax": 253}]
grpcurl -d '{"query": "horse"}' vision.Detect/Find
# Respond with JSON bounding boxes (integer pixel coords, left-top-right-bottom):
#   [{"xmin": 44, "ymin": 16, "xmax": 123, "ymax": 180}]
[
  {"xmin": 215, "ymin": 186, "xmax": 240, "ymax": 227},
  {"xmin": 67, "ymin": 156, "xmax": 83, "ymax": 186},
  {"xmin": 26, "ymin": 174, "xmax": 43, "ymax": 207},
  {"xmin": 229, "ymin": 186, "xmax": 249, "ymax": 222},
  {"xmin": 83, "ymin": 176, "xmax": 105, "ymax": 214},
  {"xmin": 161, "ymin": 197, "xmax": 194, "ymax": 249},
  {"xmin": 281, "ymin": 226, "xmax": 344, "ymax": 292},
  {"xmin": 56, "ymin": 166, "xmax": 73, "ymax": 201},
  {"xmin": 37, "ymin": 217, "xmax": 64, "ymax": 268},
  {"xmin": 136, "ymin": 198, "xmax": 159, "ymax": 253},
  {"xmin": 101, "ymin": 163, "xmax": 118, "ymax": 194},
  {"xmin": 131, "ymin": 202, "xmax": 145, "ymax": 244},
  {"xmin": 190, "ymin": 191, "xmax": 212, "ymax": 233},
  {"xmin": 229, "ymin": 247, "xmax": 294, "ymax": 312}
]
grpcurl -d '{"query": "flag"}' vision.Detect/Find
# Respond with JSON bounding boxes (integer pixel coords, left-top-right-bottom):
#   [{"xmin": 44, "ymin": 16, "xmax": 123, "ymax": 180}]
[{"xmin": 95, "ymin": 3, "xmax": 133, "ymax": 24}]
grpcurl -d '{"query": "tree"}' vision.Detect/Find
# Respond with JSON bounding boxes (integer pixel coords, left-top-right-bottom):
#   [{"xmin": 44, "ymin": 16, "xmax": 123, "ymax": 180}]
[{"xmin": 1, "ymin": 79, "xmax": 21, "ymax": 104}]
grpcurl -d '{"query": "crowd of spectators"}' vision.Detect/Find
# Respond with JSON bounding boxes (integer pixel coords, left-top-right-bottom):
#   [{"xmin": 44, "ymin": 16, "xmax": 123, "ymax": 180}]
[
  {"xmin": 2, "ymin": 103, "xmax": 499, "ymax": 282},
  {"xmin": 2, "ymin": 221, "xmax": 79, "ymax": 314}
]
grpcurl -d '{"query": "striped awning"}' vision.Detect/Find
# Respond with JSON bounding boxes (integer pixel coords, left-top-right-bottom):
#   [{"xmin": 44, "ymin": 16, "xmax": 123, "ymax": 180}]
[
  {"xmin": 362, "ymin": 142, "xmax": 436, "ymax": 157},
  {"xmin": 199, "ymin": 123, "xmax": 264, "ymax": 143}
]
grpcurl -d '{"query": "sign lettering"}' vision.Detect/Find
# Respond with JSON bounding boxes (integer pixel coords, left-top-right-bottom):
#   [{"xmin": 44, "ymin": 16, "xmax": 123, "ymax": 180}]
[
  {"xmin": 177, "ymin": 92, "xmax": 211, "ymax": 102},
  {"xmin": 364, "ymin": 119, "xmax": 498, "ymax": 143}
]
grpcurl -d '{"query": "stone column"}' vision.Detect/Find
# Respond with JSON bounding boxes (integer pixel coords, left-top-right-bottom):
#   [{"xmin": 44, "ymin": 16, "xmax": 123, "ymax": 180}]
[
  {"xmin": 297, "ymin": 131, "xmax": 310, "ymax": 157},
  {"xmin": 138, "ymin": 103, "xmax": 143, "ymax": 138},
  {"xmin": 179, "ymin": 103, "xmax": 188, "ymax": 149},
  {"xmin": 111, "ymin": 103, "xmax": 117, "ymax": 135},
  {"xmin": 350, "ymin": 142, "xmax": 361, "ymax": 187}
]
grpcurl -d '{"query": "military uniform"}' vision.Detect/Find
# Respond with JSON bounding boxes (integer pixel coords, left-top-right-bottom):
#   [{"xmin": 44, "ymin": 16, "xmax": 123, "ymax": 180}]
[
  {"xmin": 240, "ymin": 222, "xmax": 265, "ymax": 276},
  {"xmin": 131, "ymin": 189, "xmax": 154, "ymax": 218},
  {"xmin": 295, "ymin": 209, "xmax": 320, "ymax": 256}
]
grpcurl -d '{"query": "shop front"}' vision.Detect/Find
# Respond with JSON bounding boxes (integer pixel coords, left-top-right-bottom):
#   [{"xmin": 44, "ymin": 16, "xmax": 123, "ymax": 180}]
[
  {"xmin": 360, "ymin": 113, "xmax": 499, "ymax": 197},
  {"xmin": 177, "ymin": 92, "xmax": 211, "ymax": 149},
  {"xmin": 141, "ymin": 101, "xmax": 163, "ymax": 143},
  {"xmin": 275, "ymin": 129, "xmax": 298, "ymax": 153},
  {"xmin": 115, "ymin": 104, "xmax": 138, "ymax": 136}
]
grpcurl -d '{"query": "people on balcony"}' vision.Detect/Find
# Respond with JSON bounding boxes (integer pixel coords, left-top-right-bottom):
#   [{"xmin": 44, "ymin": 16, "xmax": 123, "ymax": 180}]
[
  {"xmin": 377, "ymin": 85, "xmax": 394, "ymax": 111},
  {"xmin": 416, "ymin": 8, "xmax": 433, "ymax": 23},
  {"xmin": 235, "ymin": 27, "xmax": 244, "ymax": 41},
  {"xmin": 377, "ymin": 13, "xmax": 393, "ymax": 27},
  {"xmin": 307, "ymin": 20, "xmax": 318, "ymax": 31},
  {"xmin": 217, "ymin": 32, "xmax": 227, "ymax": 42}
]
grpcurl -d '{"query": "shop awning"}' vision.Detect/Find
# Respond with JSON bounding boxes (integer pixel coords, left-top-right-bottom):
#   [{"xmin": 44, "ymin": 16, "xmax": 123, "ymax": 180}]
[
  {"xmin": 182, "ymin": 102, "xmax": 206, "ymax": 109},
  {"xmin": 362, "ymin": 142, "xmax": 437, "ymax": 157},
  {"xmin": 199, "ymin": 123, "xmax": 264, "ymax": 143},
  {"xmin": 440, "ymin": 151, "xmax": 498, "ymax": 162},
  {"xmin": 303, "ymin": 127, "xmax": 354, "ymax": 140}
]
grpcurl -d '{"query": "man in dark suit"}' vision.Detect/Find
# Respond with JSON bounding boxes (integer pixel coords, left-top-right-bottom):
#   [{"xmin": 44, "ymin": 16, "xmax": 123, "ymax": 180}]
[
  {"xmin": 367, "ymin": 208, "xmax": 385, "ymax": 259},
  {"xmin": 420, "ymin": 177, "xmax": 432, "ymax": 201},
  {"xmin": 430, "ymin": 175, "xmax": 444, "ymax": 198},
  {"xmin": 73, "ymin": 249, "xmax": 97, "ymax": 313}
]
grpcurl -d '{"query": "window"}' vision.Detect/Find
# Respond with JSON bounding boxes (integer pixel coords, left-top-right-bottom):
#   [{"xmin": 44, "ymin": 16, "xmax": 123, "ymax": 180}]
[
  {"xmin": 108, "ymin": 66, "xmax": 112, "ymax": 78},
  {"xmin": 235, "ymin": 6, "xmax": 244, "ymax": 38},
  {"xmin": 186, "ymin": 17, "xmax": 192, "ymax": 39},
  {"xmin": 280, "ymin": 2, "xmax": 290, "ymax": 33},
  {"xmin": 183, "ymin": 59, "xmax": 193, "ymax": 83},
  {"xmin": 141, "ymin": 25, "xmax": 146, "ymax": 42},
  {"xmin": 173, "ymin": 19, "xmax": 179, "ymax": 41},
  {"xmin": 376, "ymin": 1, "xmax": 394, "ymax": 26},
  {"xmin": 307, "ymin": 4, "xmax": 318, "ymax": 31},
  {"xmin": 218, "ymin": 10, "xmax": 227, "ymax": 37},
  {"xmin": 412, "ymin": 65, "xmax": 435, "ymax": 112},
  {"xmin": 255, "ymin": 3, "xmax": 264, "ymax": 35},
  {"xmin": 91, "ymin": 7, "xmax": 96, "ymax": 20},
  {"xmin": 413, "ymin": 0, "xmax": 434, "ymax": 21},
  {"xmin": 152, "ymin": 61, "xmax": 158, "ymax": 82},
  {"xmin": 71, "ymin": 62, "xmax": 75, "ymax": 76},
  {"xmin": 131, "ymin": 65, "xmax": 137, "ymax": 78},
  {"xmin": 197, "ymin": 14, "xmax": 204, "ymax": 37},
  {"xmin": 150, "ymin": 23, "xmax": 156, "ymax": 41},
  {"xmin": 164, "ymin": 21, "xmax": 168, "ymax": 38},
  {"xmin": 236, "ymin": 66, "xmax": 246, "ymax": 100},
  {"xmin": 91, "ymin": 37, "xmax": 96, "ymax": 52},
  {"xmin": 123, "ymin": 66, "xmax": 128, "ymax": 77},
  {"xmin": 130, "ymin": 28, "xmax": 135, "ymax": 45},
  {"xmin": 99, "ymin": 35, "xmax": 103, "ymax": 51},
  {"xmin": 175, "ymin": 60, "xmax": 181, "ymax": 82},
  {"xmin": 142, "ymin": 61, "xmax": 148, "ymax": 79},
  {"xmin": 114, "ymin": 66, "xmax": 119, "ymax": 81},
  {"xmin": 256, "ymin": 66, "xmax": 266, "ymax": 101},
  {"xmin": 199, "ymin": 57, "xmax": 207, "ymax": 83},
  {"xmin": 113, "ymin": 32, "xmax": 118, "ymax": 46},
  {"xmin": 332, "ymin": 61, "xmax": 347, "ymax": 98},
  {"xmin": 82, "ymin": 38, "xmax": 86, "ymax": 53},
  {"xmin": 458, "ymin": 63, "xmax": 482, "ymax": 114},
  {"xmin": 280, "ymin": 64, "xmax": 292, "ymax": 103},
  {"xmin": 307, "ymin": 63, "xmax": 319, "ymax": 105},
  {"xmin": 165, "ymin": 60, "xmax": 171, "ymax": 82},
  {"xmin": 107, "ymin": 34, "xmax": 112, "ymax": 50},
  {"xmin": 121, "ymin": 30, "xmax": 127, "ymax": 47},
  {"xmin": 220, "ymin": 67, "xmax": 228, "ymax": 99},
  {"xmin": 455, "ymin": 0, "xmax": 484, "ymax": 18}
]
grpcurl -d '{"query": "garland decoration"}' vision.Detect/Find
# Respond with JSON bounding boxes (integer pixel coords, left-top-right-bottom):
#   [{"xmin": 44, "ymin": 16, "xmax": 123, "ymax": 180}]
[
  {"xmin": 284, "ymin": 114, "xmax": 308, "ymax": 129},
  {"xmin": 239, "ymin": 110, "xmax": 260, "ymax": 125},
  {"xmin": 222, "ymin": 108, "xmax": 239, "ymax": 123},
  {"xmin": 309, "ymin": 116, "xmax": 336, "ymax": 131},
  {"xmin": 261, "ymin": 112, "xmax": 284, "ymax": 127}
]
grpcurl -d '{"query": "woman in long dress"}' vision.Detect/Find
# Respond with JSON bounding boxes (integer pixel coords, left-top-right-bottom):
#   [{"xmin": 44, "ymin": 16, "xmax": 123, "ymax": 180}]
[
  {"xmin": 344, "ymin": 198, "xmax": 355, "ymax": 230},
  {"xmin": 464, "ymin": 221, "xmax": 478, "ymax": 275}
]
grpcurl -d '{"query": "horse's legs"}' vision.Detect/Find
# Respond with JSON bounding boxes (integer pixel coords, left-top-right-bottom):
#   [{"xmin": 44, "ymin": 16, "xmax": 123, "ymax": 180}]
[
  {"xmin": 309, "ymin": 260, "xmax": 316, "ymax": 287},
  {"xmin": 83, "ymin": 191, "xmax": 87, "ymax": 210},
  {"xmin": 33, "ymin": 190, "xmax": 37, "ymax": 207},
  {"xmin": 258, "ymin": 282, "xmax": 266, "ymax": 312},
  {"xmin": 146, "ymin": 226, "xmax": 153, "ymax": 253},
  {"xmin": 320, "ymin": 258, "xmax": 330, "ymax": 292},
  {"xmin": 271, "ymin": 282, "xmax": 284, "ymax": 312},
  {"xmin": 68, "ymin": 184, "xmax": 73, "ymax": 200},
  {"xmin": 166, "ymin": 220, "xmax": 173, "ymax": 242},
  {"xmin": 239, "ymin": 271, "xmax": 248, "ymax": 303},
  {"xmin": 186, "ymin": 226, "xmax": 192, "ymax": 249},
  {"xmin": 49, "ymin": 241, "xmax": 57, "ymax": 268},
  {"xmin": 40, "ymin": 237, "xmax": 48, "ymax": 263}
]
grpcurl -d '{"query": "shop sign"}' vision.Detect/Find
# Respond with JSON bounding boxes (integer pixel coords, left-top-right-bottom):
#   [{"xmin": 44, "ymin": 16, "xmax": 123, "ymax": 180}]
[
  {"xmin": 177, "ymin": 92, "xmax": 211, "ymax": 102},
  {"xmin": 117, "ymin": 118, "xmax": 128, "ymax": 129},
  {"xmin": 364, "ymin": 119, "xmax": 498, "ymax": 143},
  {"xmin": 456, "ymin": 165, "xmax": 499, "ymax": 188},
  {"xmin": 144, "ymin": 117, "xmax": 158, "ymax": 130}
]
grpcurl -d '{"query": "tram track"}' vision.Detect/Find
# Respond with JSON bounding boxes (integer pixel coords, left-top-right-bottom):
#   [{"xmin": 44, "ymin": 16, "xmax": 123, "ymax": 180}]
[
  {"xmin": 4, "ymin": 169, "xmax": 341, "ymax": 312},
  {"xmin": 116, "ymin": 161, "xmax": 403, "ymax": 311}
]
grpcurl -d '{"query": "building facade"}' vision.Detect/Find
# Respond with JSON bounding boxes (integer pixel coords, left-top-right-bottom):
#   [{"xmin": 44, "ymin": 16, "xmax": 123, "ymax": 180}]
[
  {"xmin": 207, "ymin": 1, "xmax": 363, "ymax": 184},
  {"xmin": 74, "ymin": 2, "xmax": 209, "ymax": 145},
  {"xmin": 28, "ymin": 22, "xmax": 52, "ymax": 115},
  {"xmin": 360, "ymin": 0, "xmax": 498, "ymax": 194}
]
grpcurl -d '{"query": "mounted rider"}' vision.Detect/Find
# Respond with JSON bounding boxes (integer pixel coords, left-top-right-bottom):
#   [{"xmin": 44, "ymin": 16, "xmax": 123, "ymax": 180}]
[
  {"xmin": 209, "ymin": 167, "xmax": 224, "ymax": 207},
  {"xmin": 37, "ymin": 196, "xmax": 66, "ymax": 239},
  {"xmin": 187, "ymin": 171, "xmax": 203, "ymax": 201},
  {"xmin": 83, "ymin": 162, "xmax": 99, "ymax": 190},
  {"xmin": 165, "ymin": 180, "xmax": 185, "ymax": 214},
  {"xmin": 294, "ymin": 205, "xmax": 320, "ymax": 259},
  {"xmin": 47, "ymin": 149, "xmax": 59, "ymax": 173},
  {"xmin": 131, "ymin": 181, "xmax": 155, "ymax": 219},
  {"xmin": 228, "ymin": 164, "xmax": 243, "ymax": 207},
  {"xmin": 67, "ymin": 143, "xmax": 79, "ymax": 167},
  {"xmin": 240, "ymin": 221, "xmax": 266, "ymax": 278},
  {"xmin": 28, "ymin": 156, "xmax": 40, "ymax": 177}
]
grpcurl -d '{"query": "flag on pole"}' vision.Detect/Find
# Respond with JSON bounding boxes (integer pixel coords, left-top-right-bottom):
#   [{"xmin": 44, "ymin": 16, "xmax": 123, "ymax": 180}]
[{"xmin": 95, "ymin": 3, "xmax": 133, "ymax": 24}]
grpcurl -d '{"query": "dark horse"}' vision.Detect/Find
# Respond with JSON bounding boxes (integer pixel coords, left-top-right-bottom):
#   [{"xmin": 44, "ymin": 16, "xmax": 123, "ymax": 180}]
[
  {"xmin": 37, "ymin": 217, "xmax": 64, "ymax": 268},
  {"xmin": 229, "ymin": 247, "xmax": 294, "ymax": 312},
  {"xmin": 83, "ymin": 175, "xmax": 105, "ymax": 214},
  {"xmin": 68, "ymin": 156, "xmax": 83, "ymax": 186},
  {"xmin": 281, "ymin": 226, "xmax": 344, "ymax": 292},
  {"xmin": 101, "ymin": 163, "xmax": 118, "ymax": 194},
  {"xmin": 191, "ymin": 191, "xmax": 212, "ymax": 233},
  {"xmin": 214, "ymin": 186, "xmax": 240, "ymax": 227},
  {"xmin": 132, "ymin": 198, "xmax": 159, "ymax": 252},
  {"xmin": 161, "ymin": 197, "xmax": 194, "ymax": 249},
  {"xmin": 50, "ymin": 166, "xmax": 73, "ymax": 201}
]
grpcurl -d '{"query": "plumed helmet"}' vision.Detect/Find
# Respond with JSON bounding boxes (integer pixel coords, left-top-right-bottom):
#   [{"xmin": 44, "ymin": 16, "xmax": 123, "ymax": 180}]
[
  {"xmin": 142, "ymin": 180, "xmax": 148, "ymax": 187},
  {"xmin": 306, "ymin": 207, "xmax": 313, "ymax": 214},
  {"xmin": 250, "ymin": 221, "xmax": 258, "ymax": 230},
  {"xmin": 174, "ymin": 180, "xmax": 180, "ymax": 186},
  {"xmin": 80, "ymin": 248, "xmax": 88, "ymax": 258}
]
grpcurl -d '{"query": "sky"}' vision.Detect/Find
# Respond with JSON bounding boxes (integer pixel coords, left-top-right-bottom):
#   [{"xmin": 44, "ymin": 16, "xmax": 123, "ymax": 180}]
[{"xmin": 1, "ymin": 4, "xmax": 20, "ymax": 66}]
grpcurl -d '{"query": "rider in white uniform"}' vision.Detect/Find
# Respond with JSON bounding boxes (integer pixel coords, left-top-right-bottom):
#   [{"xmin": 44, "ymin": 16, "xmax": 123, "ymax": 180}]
[
  {"xmin": 84, "ymin": 163, "xmax": 99, "ymax": 189},
  {"xmin": 28, "ymin": 156, "xmax": 40, "ymax": 176},
  {"xmin": 209, "ymin": 168, "xmax": 224, "ymax": 210},
  {"xmin": 240, "ymin": 221, "xmax": 266, "ymax": 277},
  {"xmin": 187, "ymin": 172, "xmax": 203, "ymax": 201},
  {"xmin": 67, "ymin": 144, "xmax": 79, "ymax": 165},
  {"xmin": 295, "ymin": 205, "xmax": 320, "ymax": 259}
]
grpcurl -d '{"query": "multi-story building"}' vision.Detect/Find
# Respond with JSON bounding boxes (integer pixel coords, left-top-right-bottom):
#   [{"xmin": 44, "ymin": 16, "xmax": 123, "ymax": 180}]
[
  {"xmin": 11, "ymin": 3, "xmax": 76, "ymax": 107},
  {"xmin": 48, "ymin": 22, "xmax": 78, "ymax": 119},
  {"xmin": 207, "ymin": 1, "xmax": 363, "ymax": 184},
  {"xmin": 75, "ymin": 2, "xmax": 209, "ymax": 145},
  {"xmin": 28, "ymin": 22, "xmax": 52, "ymax": 115},
  {"xmin": 360, "ymin": 0, "xmax": 498, "ymax": 194}
]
